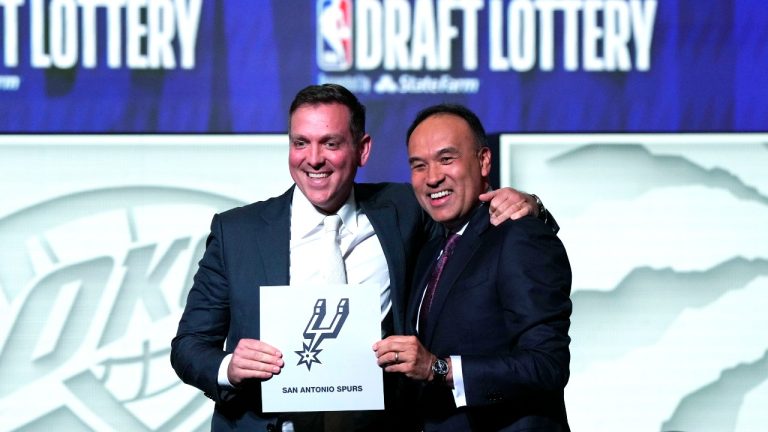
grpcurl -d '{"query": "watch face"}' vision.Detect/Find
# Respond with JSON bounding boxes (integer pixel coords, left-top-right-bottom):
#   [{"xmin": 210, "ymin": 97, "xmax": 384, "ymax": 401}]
[{"xmin": 432, "ymin": 358, "xmax": 448, "ymax": 375}]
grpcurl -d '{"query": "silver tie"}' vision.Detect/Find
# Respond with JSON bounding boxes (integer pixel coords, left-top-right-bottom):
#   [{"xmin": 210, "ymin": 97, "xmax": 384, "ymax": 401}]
[{"xmin": 322, "ymin": 214, "xmax": 347, "ymax": 283}]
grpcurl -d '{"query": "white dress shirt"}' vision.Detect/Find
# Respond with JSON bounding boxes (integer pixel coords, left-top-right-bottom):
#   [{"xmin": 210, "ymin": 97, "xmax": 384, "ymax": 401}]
[
  {"xmin": 289, "ymin": 188, "xmax": 390, "ymax": 316},
  {"xmin": 218, "ymin": 187, "xmax": 389, "ymax": 388}
]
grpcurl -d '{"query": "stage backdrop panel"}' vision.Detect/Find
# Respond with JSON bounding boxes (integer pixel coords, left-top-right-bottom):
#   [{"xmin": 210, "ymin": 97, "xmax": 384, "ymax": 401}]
[
  {"xmin": 0, "ymin": 135, "xmax": 291, "ymax": 432},
  {"xmin": 500, "ymin": 133, "xmax": 768, "ymax": 432}
]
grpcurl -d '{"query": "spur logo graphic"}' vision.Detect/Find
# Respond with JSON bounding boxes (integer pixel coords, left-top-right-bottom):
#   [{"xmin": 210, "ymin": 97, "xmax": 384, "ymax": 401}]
[{"xmin": 296, "ymin": 298, "xmax": 350, "ymax": 370}]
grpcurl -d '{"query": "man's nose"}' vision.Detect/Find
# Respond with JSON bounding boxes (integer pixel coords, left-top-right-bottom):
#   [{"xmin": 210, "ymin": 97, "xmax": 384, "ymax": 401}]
[
  {"xmin": 307, "ymin": 144, "xmax": 323, "ymax": 166},
  {"xmin": 425, "ymin": 164, "xmax": 444, "ymax": 187}
]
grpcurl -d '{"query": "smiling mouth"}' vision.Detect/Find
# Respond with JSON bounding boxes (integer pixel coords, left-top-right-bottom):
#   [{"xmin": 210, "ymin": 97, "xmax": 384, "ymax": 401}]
[
  {"xmin": 429, "ymin": 190, "xmax": 452, "ymax": 200},
  {"xmin": 307, "ymin": 172, "xmax": 331, "ymax": 179}
]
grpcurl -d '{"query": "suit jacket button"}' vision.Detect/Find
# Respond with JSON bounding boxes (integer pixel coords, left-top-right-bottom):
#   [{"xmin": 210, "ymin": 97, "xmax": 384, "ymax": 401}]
[{"xmin": 488, "ymin": 391, "xmax": 502, "ymax": 402}]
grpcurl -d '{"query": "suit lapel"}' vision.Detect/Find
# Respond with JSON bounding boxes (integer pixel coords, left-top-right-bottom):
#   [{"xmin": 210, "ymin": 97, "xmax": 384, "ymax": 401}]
[
  {"xmin": 421, "ymin": 205, "xmax": 492, "ymax": 346},
  {"xmin": 356, "ymin": 184, "xmax": 408, "ymax": 333},
  {"xmin": 254, "ymin": 187, "xmax": 293, "ymax": 286}
]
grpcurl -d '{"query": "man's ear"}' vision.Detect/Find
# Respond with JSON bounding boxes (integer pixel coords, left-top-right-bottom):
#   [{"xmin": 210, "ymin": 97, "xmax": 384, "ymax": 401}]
[
  {"xmin": 479, "ymin": 147, "xmax": 491, "ymax": 177},
  {"xmin": 358, "ymin": 134, "xmax": 372, "ymax": 167}
]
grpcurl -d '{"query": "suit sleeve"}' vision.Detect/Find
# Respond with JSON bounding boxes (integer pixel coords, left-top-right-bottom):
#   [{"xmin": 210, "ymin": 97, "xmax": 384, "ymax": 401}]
[
  {"xmin": 461, "ymin": 219, "xmax": 572, "ymax": 406},
  {"xmin": 170, "ymin": 214, "xmax": 231, "ymax": 402}
]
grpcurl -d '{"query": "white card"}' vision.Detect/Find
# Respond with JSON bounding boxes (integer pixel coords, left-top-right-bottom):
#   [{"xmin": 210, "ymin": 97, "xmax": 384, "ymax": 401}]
[{"xmin": 259, "ymin": 284, "xmax": 385, "ymax": 412}]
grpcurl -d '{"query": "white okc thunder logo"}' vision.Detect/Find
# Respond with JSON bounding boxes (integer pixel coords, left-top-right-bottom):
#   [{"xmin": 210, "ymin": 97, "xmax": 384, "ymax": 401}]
[{"xmin": 0, "ymin": 187, "xmax": 241, "ymax": 431}]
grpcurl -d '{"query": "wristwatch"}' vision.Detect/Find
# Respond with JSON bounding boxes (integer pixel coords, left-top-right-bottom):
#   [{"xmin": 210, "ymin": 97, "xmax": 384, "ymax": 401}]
[
  {"xmin": 431, "ymin": 357, "xmax": 449, "ymax": 384},
  {"xmin": 531, "ymin": 194, "xmax": 548, "ymax": 224}
]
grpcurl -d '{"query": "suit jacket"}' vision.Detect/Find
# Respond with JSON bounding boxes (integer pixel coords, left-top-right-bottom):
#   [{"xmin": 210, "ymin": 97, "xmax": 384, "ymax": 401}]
[
  {"xmin": 171, "ymin": 183, "xmax": 433, "ymax": 431},
  {"xmin": 407, "ymin": 204, "xmax": 572, "ymax": 432}
]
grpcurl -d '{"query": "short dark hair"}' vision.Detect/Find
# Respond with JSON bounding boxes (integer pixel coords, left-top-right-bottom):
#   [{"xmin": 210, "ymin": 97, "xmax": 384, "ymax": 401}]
[
  {"xmin": 289, "ymin": 83, "xmax": 366, "ymax": 142},
  {"xmin": 406, "ymin": 104, "xmax": 488, "ymax": 150}
]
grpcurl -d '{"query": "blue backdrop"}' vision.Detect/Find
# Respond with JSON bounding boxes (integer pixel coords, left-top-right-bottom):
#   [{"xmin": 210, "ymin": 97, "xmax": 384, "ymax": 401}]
[{"xmin": 2, "ymin": 0, "xmax": 766, "ymax": 182}]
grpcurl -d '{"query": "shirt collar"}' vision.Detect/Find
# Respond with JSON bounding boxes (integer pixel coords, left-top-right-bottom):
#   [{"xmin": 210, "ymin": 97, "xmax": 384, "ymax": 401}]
[
  {"xmin": 451, "ymin": 221, "xmax": 469, "ymax": 236},
  {"xmin": 444, "ymin": 202, "xmax": 487, "ymax": 237},
  {"xmin": 291, "ymin": 186, "xmax": 359, "ymax": 238}
]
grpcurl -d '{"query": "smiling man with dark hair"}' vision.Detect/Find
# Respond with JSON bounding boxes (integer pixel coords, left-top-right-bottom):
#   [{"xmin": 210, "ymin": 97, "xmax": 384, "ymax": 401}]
[{"xmin": 375, "ymin": 104, "xmax": 573, "ymax": 432}]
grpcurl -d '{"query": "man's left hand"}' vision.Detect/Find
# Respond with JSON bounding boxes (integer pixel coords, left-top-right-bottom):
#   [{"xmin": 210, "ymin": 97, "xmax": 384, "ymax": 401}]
[
  {"xmin": 373, "ymin": 336, "xmax": 434, "ymax": 381},
  {"xmin": 480, "ymin": 188, "xmax": 537, "ymax": 226}
]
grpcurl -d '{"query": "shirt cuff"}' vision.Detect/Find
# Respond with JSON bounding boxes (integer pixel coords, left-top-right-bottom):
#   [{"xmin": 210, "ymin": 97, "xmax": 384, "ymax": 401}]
[
  {"xmin": 218, "ymin": 354, "xmax": 234, "ymax": 386},
  {"xmin": 450, "ymin": 355, "xmax": 467, "ymax": 408},
  {"xmin": 217, "ymin": 353, "xmax": 236, "ymax": 400}
]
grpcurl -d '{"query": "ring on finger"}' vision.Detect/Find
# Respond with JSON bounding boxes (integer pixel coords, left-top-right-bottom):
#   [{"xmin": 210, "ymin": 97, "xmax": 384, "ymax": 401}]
[{"xmin": 394, "ymin": 352, "xmax": 399, "ymax": 363}]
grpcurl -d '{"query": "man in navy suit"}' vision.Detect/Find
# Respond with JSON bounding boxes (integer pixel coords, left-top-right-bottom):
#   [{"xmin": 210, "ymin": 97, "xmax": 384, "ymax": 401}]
[
  {"xmin": 375, "ymin": 104, "xmax": 572, "ymax": 431},
  {"xmin": 170, "ymin": 85, "xmax": 552, "ymax": 431}
]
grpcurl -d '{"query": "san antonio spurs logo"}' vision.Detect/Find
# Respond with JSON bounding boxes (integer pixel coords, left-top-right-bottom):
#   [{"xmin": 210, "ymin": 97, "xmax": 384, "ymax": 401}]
[{"xmin": 296, "ymin": 298, "xmax": 349, "ymax": 370}]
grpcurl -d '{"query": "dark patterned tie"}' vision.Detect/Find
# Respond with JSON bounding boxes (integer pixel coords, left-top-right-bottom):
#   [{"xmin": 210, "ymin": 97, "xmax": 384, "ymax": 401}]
[{"xmin": 418, "ymin": 233, "xmax": 461, "ymax": 334}]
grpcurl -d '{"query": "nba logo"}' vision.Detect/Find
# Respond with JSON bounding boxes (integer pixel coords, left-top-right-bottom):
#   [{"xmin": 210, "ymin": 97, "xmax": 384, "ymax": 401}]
[{"xmin": 317, "ymin": 0, "xmax": 353, "ymax": 71}]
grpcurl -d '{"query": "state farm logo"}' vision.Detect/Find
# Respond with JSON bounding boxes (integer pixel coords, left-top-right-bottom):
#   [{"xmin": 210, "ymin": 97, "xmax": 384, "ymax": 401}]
[{"xmin": 0, "ymin": 186, "xmax": 241, "ymax": 431}]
